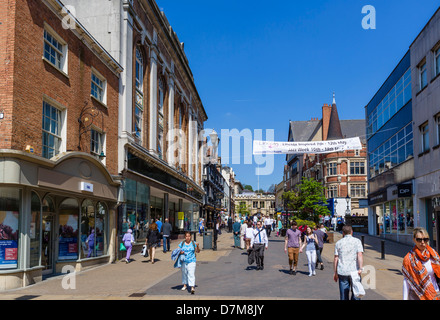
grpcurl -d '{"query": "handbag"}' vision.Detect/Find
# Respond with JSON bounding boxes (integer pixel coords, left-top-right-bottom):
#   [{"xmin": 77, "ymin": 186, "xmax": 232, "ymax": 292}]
[
  {"xmin": 141, "ymin": 244, "xmax": 149, "ymax": 257},
  {"xmin": 120, "ymin": 242, "xmax": 126, "ymax": 251},
  {"xmin": 351, "ymin": 273, "xmax": 365, "ymax": 298}
]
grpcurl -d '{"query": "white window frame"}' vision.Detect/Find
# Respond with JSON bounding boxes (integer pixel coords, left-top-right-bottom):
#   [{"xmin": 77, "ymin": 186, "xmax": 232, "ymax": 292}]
[
  {"xmin": 420, "ymin": 122, "xmax": 429, "ymax": 153},
  {"xmin": 419, "ymin": 60, "xmax": 428, "ymax": 91},
  {"xmin": 434, "ymin": 46, "xmax": 440, "ymax": 78},
  {"xmin": 42, "ymin": 97, "xmax": 67, "ymax": 159},
  {"xmin": 435, "ymin": 114, "xmax": 440, "ymax": 146},
  {"xmin": 90, "ymin": 68, "xmax": 107, "ymax": 106},
  {"xmin": 327, "ymin": 162, "xmax": 337, "ymax": 176},
  {"xmin": 350, "ymin": 161, "xmax": 366, "ymax": 175},
  {"xmin": 43, "ymin": 23, "xmax": 68, "ymax": 74},
  {"xmin": 350, "ymin": 184, "xmax": 366, "ymax": 198},
  {"xmin": 328, "ymin": 185, "xmax": 338, "ymax": 199},
  {"xmin": 90, "ymin": 126, "xmax": 106, "ymax": 160},
  {"xmin": 157, "ymin": 78, "xmax": 165, "ymax": 158}
]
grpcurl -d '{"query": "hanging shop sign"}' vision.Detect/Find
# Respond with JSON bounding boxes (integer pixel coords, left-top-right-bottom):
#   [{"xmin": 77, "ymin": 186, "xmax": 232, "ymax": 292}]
[{"xmin": 253, "ymin": 137, "xmax": 362, "ymax": 155}]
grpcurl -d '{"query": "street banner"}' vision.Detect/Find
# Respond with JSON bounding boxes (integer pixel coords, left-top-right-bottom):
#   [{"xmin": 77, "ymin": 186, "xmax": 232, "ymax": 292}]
[{"xmin": 253, "ymin": 137, "xmax": 362, "ymax": 155}]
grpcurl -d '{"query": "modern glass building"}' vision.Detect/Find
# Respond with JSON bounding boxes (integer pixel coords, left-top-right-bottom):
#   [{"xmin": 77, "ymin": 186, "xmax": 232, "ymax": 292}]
[{"xmin": 366, "ymin": 51, "xmax": 416, "ymax": 245}]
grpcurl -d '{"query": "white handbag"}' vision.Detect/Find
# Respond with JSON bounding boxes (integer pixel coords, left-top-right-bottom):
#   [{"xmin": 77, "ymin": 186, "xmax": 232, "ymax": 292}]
[{"xmin": 351, "ymin": 273, "xmax": 365, "ymax": 298}]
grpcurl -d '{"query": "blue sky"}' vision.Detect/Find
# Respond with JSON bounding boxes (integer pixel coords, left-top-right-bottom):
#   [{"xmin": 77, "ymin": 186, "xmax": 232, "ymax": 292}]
[{"xmin": 156, "ymin": 0, "xmax": 440, "ymax": 191}]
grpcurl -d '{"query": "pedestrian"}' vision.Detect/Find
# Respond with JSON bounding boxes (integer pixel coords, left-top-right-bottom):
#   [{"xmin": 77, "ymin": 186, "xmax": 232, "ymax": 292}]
[
  {"xmin": 245, "ymin": 220, "xmax": 254, "ymax": 251},
  {"xmin": 277, "ymin": 218, "xmax": 283, "ymax": 237},
  {"xmin": 162, "ymin": 218, "xmax": 172, "ymax": 253},
  {"xmin": 240, "ymin": 219, "xmax": 247, "ymax": 249},
  {"xmin": 146, "ymin": 222, "xmax": 160, "ymax": 264},
  {"xmin": 122, "ymin": 229, "xmax": 135, "ymax": 263},
  {"xmin": 314, "ymin": 223, "xmax": 328, "ymax": 270},
  {"xmin": 179, "ymin": 231, "xmax": 200, "ymax": 294},
  {"xmin": 250, "ymin": 221, "xmax": 268, "ymax": 270},
  {"xmin": 301, "ymin": 226, "xmax": 318, "ymax": 277},
  {"xmin": 155, "ymin": 218, "xmax": 162, "ymax": 236},
  {"xmin": 402, "ymin": 227, "xmax": 440, "ymax": 300},
  {"xmin": 284, "ymin": 221, "xmax": 303, "ymax": 275},
  {"xmin": 199, "ymin": 218, "xmax": 204, "ymax": 236},
  {"xmin": 333, "ymin": 225, "xmax": 364, "ymax": 300},
  {"xmin": 264, "ymin": 215, "xmax": 272, "ymax": 237},
  {"xmin": 232, "ymin": 219, "xmax": 241, "ymax": 248},
  {"xmin": 86, "ymin": 229, "xmax": 95, "ymax": 258}
]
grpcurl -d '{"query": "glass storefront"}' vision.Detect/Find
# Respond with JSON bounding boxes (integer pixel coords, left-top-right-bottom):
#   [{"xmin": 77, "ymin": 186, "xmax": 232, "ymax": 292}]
[
  {"xmin": 375, "ymin": 198, "xmax": 414, "ymax": 236},
  {"xmin": 122, "ymin": 179, "xmax": 150, "ymax": 240},
  {"xmin": 30, "ymin": 192, "xmax": 41, "ymax": 268},
  {"xmin": 58, "ymin": 198, "xmax": 79, "ymax": 261},
  {"xmin": 0, "ymin": 188, "xmax": 20, "ymax": 270},
  {"xmin": 80, "ymin": 200, "xmax": 108, "ymax": 259}
]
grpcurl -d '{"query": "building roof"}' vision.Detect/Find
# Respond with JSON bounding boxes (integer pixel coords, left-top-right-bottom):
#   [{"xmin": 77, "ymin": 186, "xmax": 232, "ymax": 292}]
[{"xmin": 327, "ymin": 102, "xmax": 344, "ymax": 140}]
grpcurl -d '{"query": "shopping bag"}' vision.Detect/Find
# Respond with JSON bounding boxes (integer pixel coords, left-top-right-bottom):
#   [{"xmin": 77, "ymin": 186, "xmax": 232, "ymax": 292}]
[
  {"xmin": 351, "ymin": 273, "xmax": 365, "ymax": 298},
  {"xmin": 120, "ymin": 242, "xmax": 126, "ymax": 251},
  {"xmin": 247, "ymin": 248, "xmax": 255, "ymax": 265},
  {"xmin": 141, "ymin": 245, "xmax": 149, "ymax": 257}
]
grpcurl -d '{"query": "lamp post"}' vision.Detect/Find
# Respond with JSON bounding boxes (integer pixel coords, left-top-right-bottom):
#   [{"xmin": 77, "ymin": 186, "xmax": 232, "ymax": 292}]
[{"xmin": 345, "ymin": 194, "xmax": 351, "ymax": 217}]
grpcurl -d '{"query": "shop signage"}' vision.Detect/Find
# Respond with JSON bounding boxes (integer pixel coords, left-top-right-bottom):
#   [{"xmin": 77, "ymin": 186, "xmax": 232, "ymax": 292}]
[
  {"xmin": 253, "ymin": 137, "xmax": 362, "ymax": 155},
  {"xmin": 368, "ymin": 189, "xmax": 387, "ymax": 206},
  {"xmin": 80, "ymin": 181, "xmax": 94, "ymax": 193},
  {"xmin": 398, "ymin": 184, "xmax": 412, "ymax": 198}
]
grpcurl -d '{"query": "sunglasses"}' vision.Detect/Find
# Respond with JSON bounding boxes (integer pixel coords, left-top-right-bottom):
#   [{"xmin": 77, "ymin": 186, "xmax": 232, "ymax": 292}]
[{"xmin": 415, "ymin": 238, "xmax": 430, "ymax": 243}]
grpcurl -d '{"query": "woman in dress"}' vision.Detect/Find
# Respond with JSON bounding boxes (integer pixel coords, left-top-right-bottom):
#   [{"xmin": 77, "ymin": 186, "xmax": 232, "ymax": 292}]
[
  {"xmin": 146, "ymin": 222, "xmax": 160, "ymax": 264},
  {"xmin": 300, "ymin": 226, "xmax": 318, "ymax": 277},
  {"xmin": 402, "ymin": 227, "xmax": 440, "ymax": 300},
  {"xmin": 179, "ymin": 231, "xmax": 200, "ymax": 294}
]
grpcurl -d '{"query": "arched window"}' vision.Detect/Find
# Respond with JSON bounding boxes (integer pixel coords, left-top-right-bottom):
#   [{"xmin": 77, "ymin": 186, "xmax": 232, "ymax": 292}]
[
  {"xmin": 58, "ymin": 198, "xmax": 79, "ymax": 261},
  {"xmin": 135, "ymin": 47, "xmax": 144, "ymax": 141},
  {"xmin": 30, "ymin": 192, "xmax": 42, "ymax": 268}
]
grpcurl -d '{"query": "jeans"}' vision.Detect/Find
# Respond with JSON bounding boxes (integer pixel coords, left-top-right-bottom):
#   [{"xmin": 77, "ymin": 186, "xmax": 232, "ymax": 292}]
[
  {"xmin": 163, "ymin": 235, "xmax": 170, "ymax": 252},
  {"xmin": 305, "ymin": 250, "xmax": 316, "ymax": 275},
  {"xmin": 338, "ymin": 275, "xmax": 361, "ymax": 300}
]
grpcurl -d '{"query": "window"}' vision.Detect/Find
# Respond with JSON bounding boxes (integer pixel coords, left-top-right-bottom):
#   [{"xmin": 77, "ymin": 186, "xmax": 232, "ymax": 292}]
[
  {"xmin": 91, "ymin": 70, "xmax": 107, "ymax": 104},
  {"xmin": 419, "ymin": 61, "xmax": 427, "ymax": 90},
  {"xmin": 135, "ymin": 48, "xmax": 144, "ymax": 140},
  {"xmin": 158, "ymin": 78, "xmax": 165, "ymax": 158},
  {"xmin": 435, "ymin": 47, "xmax": 440, "ymax": 78},
  {"xmin": 42, "ymin": 101, "xmax": 62, "ymax": 159},
  {"xmin": 91, "ymin": 128, "xmax": 105, "ymax": 157},
  {"xmin": 260, "ymin": 201, "xmax": 265, "ymax": 208},
  {"xmin": 43, "ymin": 26, "xmax": 67, "ymax": 73},
  {"xmin": 327, "ymin": 163, "xmax": 337, "ymax": 176},
  {"xmin": 30, "ymin": 192, "xmax": 42, "ymax": 268},
  {"xmin": 350, "ymin": 184, "xmax": 366, "ymax": 198},
  {"xmin": 328, "ymin": 185, "xmax": 338, "ymax": 198},
  {"xmin": 0, "ymin": 188, "xmax": 20, "ymax": 269},
  {"xmin": 350, "ymin": 162, "xmax": 365, "ymax": 175},
  {"xmin": 253, "ymin": 201, "xmax": 258, "ymax": 209},
  {"xmin": 420, "ymin": 122, "xmax": 429, "ymax": 153},
  {"xmin": 436, "ymin": 114, "xmax": 440, "ymax": 146},
  {"xmin": 80, "ymin": 200, "xmax": 107, "ymax": 259}
]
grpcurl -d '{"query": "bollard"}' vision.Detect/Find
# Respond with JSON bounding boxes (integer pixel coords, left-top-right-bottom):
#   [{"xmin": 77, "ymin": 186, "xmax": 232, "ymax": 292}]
[{"xmin": 381, "ymin": 240, "xmax": 385, "ymax": 259}]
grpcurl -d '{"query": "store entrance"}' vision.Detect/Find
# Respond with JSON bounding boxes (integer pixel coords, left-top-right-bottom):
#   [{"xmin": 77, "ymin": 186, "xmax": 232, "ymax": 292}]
[{"xmin": 42, "ymin": 213, "xmax": 55, "ymax": 275}]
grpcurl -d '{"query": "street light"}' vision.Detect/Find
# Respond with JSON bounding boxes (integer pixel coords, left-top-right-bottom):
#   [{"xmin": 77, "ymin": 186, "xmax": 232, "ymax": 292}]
[{"xmin": 345, "ymin": 194, "xmax": 351, "ymax": 216}]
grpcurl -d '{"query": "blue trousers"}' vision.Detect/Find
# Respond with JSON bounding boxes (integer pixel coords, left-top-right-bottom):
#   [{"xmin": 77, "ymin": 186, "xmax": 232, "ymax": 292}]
[
  {"xmin": 338, "ymin": 275, "xmax": 361, "ymax": 300},
  {"xmin": 163, "ymin": 235, "xmax": 170, "ymax": 252}
]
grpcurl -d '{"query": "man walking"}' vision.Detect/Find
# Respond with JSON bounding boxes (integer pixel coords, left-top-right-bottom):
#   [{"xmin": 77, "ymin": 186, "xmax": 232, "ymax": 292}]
[
  {"xmin": 284, "ymin": 221, "xmax": 303, "ymax": 275},
  {"xmin": 333, "ymin": 225, "xmax": 364, "ymax": 300},
  {"xmin": 314, "ymin": 223, "xmax": 328, "ymax": 270},
  {"xmin": 232, "ymin": 219, "xmax": 241, "ymax": 248},
  {"xmin": 264, "ymin": 215, "xmax": 272, "ymax": 237},
  {"xmin": 161, "ymin": 218, "xmax": 172, "ymax": 253},
  {"xmin": 250, "ymin": 221, "xmax": 268, "ymax": 270}
]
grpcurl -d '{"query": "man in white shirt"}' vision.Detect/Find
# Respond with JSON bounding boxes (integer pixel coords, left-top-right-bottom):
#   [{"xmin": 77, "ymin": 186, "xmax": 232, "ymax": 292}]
[
  {"xmin": 250, "ymin": 221, "xmax": 269, "ymax": 270},
  {"xmin": 264, "ymin": 216, "xmax": 272, "ymax": 237},
  {"xmin": 333, "ymin": 225, "xmax": 364, "ymax": 300}
]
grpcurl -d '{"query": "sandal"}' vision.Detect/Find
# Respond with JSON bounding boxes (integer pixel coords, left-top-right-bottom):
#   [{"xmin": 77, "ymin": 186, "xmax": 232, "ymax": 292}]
[{"xmin": 191, "ymin": 288, "xmax": 195, "ymax": 294}]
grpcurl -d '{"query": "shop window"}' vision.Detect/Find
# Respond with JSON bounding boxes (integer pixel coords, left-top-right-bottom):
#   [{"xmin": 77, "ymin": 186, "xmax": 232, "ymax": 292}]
[
  {"xmin": 30, "ymin": 192, "xmax": 42, "ymax": 268},
  {"xmin": 58, "ymin": 198, "xmax": 79, "ymax": 261},
  {"xmin": 0, "ymin": 188, "xmax": 20, "ymax": 269},
  {"xmin": 81, "ymin": 199, "xmax": 95, "ymax": 259},
  {"xmin": 95, "ymin": 202, "xmax": 107, "ymax": 257}
]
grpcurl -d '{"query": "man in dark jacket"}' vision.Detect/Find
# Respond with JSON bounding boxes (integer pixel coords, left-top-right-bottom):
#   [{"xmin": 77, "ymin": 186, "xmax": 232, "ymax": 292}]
[
  {"xmin": 161, "ymin": 218, "xmax": 172, "ymax": 253},
  {"xmin": 313, "ymin": 224, "xmax": 328, "ymax": 270}
]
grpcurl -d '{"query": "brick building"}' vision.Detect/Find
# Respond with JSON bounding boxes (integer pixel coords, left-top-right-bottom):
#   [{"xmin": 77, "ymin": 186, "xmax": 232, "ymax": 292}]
[
  {"xmin": 285, "ymin": 95, "xmax": 368, "ymax": 217},
  {"xmin": 61, "ymin": 0, "xmax": 208, "ymax": 242},
  {"xmin": 0, "ymin": 0, "xmax": 122, "ymax": 289}
]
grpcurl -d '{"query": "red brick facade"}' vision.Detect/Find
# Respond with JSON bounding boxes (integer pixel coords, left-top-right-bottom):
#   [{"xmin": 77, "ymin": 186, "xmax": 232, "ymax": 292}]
[{"xmin": 0, "ymin": 0, "xmax": 120, "ymax": 175}]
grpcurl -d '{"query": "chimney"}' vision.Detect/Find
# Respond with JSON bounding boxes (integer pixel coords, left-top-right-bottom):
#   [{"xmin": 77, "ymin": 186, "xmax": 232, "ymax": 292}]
[{"xmin": 322, "ymin": 103, "xmax": 332, "ymax": 140}]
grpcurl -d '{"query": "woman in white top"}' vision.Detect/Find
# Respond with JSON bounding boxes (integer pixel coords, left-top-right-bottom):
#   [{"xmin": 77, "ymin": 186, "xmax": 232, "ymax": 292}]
[
  {"xmin": 402, "ymin": 227, "xmax": 440, "ymax": 300},
  {"xmin": 240, "ymin": 220, "xmax": 247, "ymax": 249},
  {"xmin": 300, "ymin": 226, "xmax": 319, "ymax": 277},
  {"xmin": 245, "ymin": 220, "xmax": 254, "ymax": 251}
]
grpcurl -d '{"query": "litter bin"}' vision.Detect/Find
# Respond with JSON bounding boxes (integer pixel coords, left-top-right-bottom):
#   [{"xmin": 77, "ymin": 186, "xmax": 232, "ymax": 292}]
[{"xmin": 203, "ymin": 231, "xmax": 212, "ymax": 250}]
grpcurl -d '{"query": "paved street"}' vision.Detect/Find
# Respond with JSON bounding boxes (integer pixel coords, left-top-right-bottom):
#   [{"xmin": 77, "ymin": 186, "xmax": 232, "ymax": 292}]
[{"xmin": 0, "ymin": 230, "xmax": 410, "ymax": 300}]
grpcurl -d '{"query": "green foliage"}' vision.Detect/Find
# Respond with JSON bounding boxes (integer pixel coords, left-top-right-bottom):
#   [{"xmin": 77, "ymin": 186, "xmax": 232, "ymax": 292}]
[
  {"xmin": 289, "ymin": 218, "xmax": 316, "ymax": 228},
  {"xmin": 236, "ymin": 202, "xmax": 251, "ymax": 216},
  {"xmin": 282, "ymin": 177, "xmax": 330, "ymax": 223},
  {"xmin": 244, "ymin": 185, "xmax": 253, "ymax": 191}
]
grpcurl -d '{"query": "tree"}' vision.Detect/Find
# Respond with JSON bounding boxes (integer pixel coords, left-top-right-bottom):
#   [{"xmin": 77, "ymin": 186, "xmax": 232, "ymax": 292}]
[
  {"xmin": 244, "ymin": 185, "xmax": 253, "ymax": 192},
  {"xmin": 282, "ymin": 177, "xmax": 330, "ymax": 223},
  {"xmin": 236, "ymin": 202, "xmax": 251, "ymax": 217}
]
